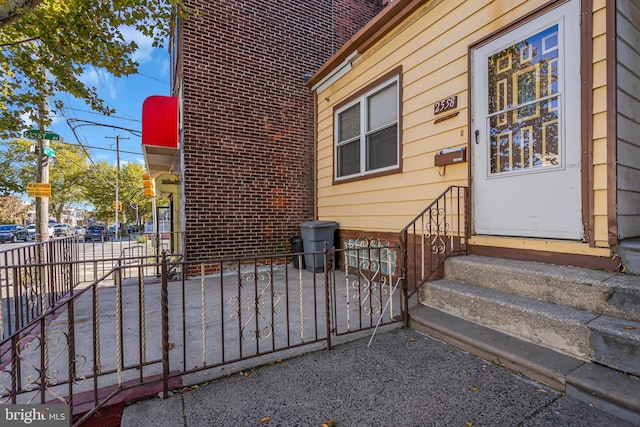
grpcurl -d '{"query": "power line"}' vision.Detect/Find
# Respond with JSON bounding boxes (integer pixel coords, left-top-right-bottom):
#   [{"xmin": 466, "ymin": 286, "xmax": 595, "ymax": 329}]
[
  {"xmin": 53, "ymin": 109, "xmax": 141, "ymax": 122},
  {"xmin": 56, "ymin": 139, "xmax": 141, "ymax": 156},
  {"xmin": 137, "ymin": 72, "xmax": 169, "ymax": 85},
  {"xmin": 67, "ymin": 119, "xmax": 141, "ymax": 137}
]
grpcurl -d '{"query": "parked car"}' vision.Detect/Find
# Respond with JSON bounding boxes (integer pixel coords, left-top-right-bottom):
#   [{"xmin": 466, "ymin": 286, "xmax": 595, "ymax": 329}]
[
  {"xmin": 53, "ymin": 223, "xmax": 72, "ymax": 237},
  {"xmin": 26, "ymin": 224, "xmax": 36, "ymax": 240},
  {"xmin": 85, "ymin": 225, "xmax": 111, "ymax": 241},
  {"xmin": 26, "ymin": 224, "xmax": 55, "ymax": 240},
  {"xmin": 0, "ymin": 224, "xmax": 29, "ymax": 243},
  {"xmin": 74, "ymin": 226, "xmax": 86, "ymax": 236}
]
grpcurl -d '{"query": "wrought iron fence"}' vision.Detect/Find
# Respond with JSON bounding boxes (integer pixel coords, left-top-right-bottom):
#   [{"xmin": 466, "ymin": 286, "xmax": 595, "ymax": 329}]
[
  {"xmin": 0, "ymin": 233, "xmax": 181, "ymax": 343},
  {"xmin": 0, "ymin": 238, "xmax": 77, "ymax": 338},
  {"xmin": 331, "ymin": 237, "xmax": 402, "ymax": 335},
  {"xmin": 399, "ymin": 185, "xmax": 469, "ymax": 297},
  {"xmin": 0, "ymin": 242, "xmax": 403, "ymax": 425}
]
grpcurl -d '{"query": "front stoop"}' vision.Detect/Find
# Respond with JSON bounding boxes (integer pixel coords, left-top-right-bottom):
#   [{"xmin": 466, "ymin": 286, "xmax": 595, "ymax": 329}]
[
  {"xmin": 410, "ymin": 255, "xmax": 640, "ymax": 425},
  {"xmin": 410, "ymin": 307, "xmax": 640, "ymax": 426}
]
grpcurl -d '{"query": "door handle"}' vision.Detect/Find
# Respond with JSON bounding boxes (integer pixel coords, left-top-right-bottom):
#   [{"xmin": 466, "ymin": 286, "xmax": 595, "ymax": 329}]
[{"xmin": 475, "ymin": 130, "xmax": 480, "ymax": 144}]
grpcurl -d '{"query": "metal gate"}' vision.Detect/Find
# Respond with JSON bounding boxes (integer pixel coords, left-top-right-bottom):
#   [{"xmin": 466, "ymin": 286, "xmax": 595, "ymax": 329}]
[{"xmin": 0, "ymin": 241, "xmax": 403, "ymax": 425}]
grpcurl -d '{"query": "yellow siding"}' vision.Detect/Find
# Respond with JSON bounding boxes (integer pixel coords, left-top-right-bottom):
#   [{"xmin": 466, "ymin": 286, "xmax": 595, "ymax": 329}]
[
  {"xmin": 593, "ymin": 34, "xmax": 607, "ymax": 62},
  {"xmin": 593, "ymin": 86, "xmax": 607, "ymax": 113},
  {"xmin": 315, "ymin": 0, "xmax": 613, "ymax": 256},
  {"xmin": 593, "ymin": 190, "xmax": 608, "ymax": 215},
  {"xmin": 594, "ymin": 215, "xmax": 609, "ymax": 245},
  {"xmin": 468, "ymin": 236, "xmax": 612, "ymax": 256},
  {"xmin": 593, "ymin": 162, "xmax": 608, "ymax": 189},
  {"xmin": 593, "ymin": 138, "xmax": 607, "ymax": 164},
  {"xmin": 591, "ymin": 0, "xmax": 609, "ymax": 246},
  {"xmin": 592, "ymin": 6, "xmax": 607, "ymax": 36},
  {"xmin": 593, "ymin": 0, "xmax": 606, "ymax": 13},
  {"xmin": 593, "ymin": 60, "xmax": 607, "ymax": 88},
  {"xmin": 593, "ymin": 111, "xmax": 607, "ymax": 140}
]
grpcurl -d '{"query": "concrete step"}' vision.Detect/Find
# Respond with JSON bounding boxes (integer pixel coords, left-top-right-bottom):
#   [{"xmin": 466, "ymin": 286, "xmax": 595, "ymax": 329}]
[
  {"xmin": 419, "ymin": 278, "xmax": 640, "ymax": 375},
  {"xmin": 444, "ymin": 255, "xmax": 640, "ymax": 321},
  {"xmin": 409, "ymin": 306, "xmax": 640, "ymax": 426},
  {"xmin": 616, "ymin": 238, "xmax": 640, "ymax": 275},
  {"xmin": 420, "ymin": 278, "xmax": 597, "ymax": 360}
]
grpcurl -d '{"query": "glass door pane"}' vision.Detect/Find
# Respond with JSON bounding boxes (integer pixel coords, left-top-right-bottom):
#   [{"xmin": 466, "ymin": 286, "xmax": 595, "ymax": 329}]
[{"xmin": 487, "ymin": 25, "xmax": 560, "ymax": 175}]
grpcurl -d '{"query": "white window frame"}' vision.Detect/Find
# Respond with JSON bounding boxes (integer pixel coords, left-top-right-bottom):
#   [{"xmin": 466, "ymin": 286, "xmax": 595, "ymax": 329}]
[{"xmin": 334, "ymin": 76, "xmax": 400, "ymax": 181}]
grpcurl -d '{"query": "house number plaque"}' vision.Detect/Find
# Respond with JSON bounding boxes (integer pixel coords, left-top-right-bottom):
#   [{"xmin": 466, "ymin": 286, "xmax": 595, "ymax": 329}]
[{"xmin": 434, "ymin": 95, "xmax": 457, "ymax": 115}]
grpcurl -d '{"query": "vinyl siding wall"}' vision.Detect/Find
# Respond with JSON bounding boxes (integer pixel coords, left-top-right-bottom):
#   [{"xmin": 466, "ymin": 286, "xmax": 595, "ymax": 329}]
[
  {"xmin": 315, "ymin": 0, "xmax": 613, "ymax": 255},
  {"xmin": 616, "ymin": 0, "xmax": 640, "ymax": 240}
]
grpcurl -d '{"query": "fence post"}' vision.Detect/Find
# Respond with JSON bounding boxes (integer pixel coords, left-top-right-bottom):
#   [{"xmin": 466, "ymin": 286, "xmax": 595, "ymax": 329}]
[
  {"xmin": 400, "ymin": 230, "xmax": 409, "ymax": 328},
  {"xmin": 324, "ymin": 242, "xmax": 332, "ymax": 351},
  {"xmin": 116, "ymin": 258, "xmax": 123, "ymax": 386},
  {"xmin": 160, "ymin": 251, "xmax": 170, "ymax": 399}
]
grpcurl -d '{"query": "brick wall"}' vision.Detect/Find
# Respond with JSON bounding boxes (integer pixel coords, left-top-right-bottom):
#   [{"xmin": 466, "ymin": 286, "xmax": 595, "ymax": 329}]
[
  {"xmin": 179, "ymin": 0, "xmax": 382, "ymax": 260},
  {"xmin": 334, "ymin": 0, "xmax": 385, "ymax": 50}
]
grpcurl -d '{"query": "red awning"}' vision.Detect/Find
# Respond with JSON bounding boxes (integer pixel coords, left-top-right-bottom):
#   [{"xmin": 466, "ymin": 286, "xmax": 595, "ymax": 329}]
[
  {"xmin": 142, "ymin": 96, "xmax": 178, "ymax": 148},
  {"xmin": 141, "ymin": 96, "xmax": 180, "ymax": 177}
]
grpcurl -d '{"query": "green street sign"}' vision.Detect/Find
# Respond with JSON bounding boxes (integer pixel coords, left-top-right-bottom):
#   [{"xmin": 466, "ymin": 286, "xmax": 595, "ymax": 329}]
[
  {"xmin": 23, "ymin": 129, "xmax": 60, "ymax": 141},
  {"xmin": 42, "ymin": 146, "xmax": 56, "ymax": 157}
]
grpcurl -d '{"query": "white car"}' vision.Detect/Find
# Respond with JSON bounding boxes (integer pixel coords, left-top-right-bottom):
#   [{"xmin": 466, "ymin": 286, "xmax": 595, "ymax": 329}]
[{"xmin": 25, "ymin": 224, "xmax": 54, "ymax": 240}]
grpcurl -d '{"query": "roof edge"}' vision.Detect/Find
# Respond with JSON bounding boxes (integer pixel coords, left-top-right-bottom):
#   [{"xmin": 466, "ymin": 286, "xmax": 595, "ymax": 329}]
[{"xmin": 307, "ymin": 0, "xmax": 427, "ymax": 90}]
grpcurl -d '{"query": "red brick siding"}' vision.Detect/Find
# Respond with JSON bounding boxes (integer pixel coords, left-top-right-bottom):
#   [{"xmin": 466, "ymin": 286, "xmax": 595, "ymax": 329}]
[
  {"xmin": 333, "ymin": 0, "xmax": 385, "ymax": 49},
  {"xmin": 179, "ymin": 1, "xmax": 382, "ymax": 260}
]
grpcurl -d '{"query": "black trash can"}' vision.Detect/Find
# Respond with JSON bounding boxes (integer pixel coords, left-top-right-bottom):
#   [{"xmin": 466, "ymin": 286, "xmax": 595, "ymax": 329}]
[
  {"xmin": 300, "ymin": 221, "xmax": 339, "ymax": 273},
  {"xmin": 290, "ymin": 236, "xmax": 305, "ymax": 270}
]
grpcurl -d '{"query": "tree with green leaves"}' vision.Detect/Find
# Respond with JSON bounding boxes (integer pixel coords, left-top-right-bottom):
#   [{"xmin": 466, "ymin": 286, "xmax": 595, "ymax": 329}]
[
  {"xmin": 80, "ymin": 160, "xmax": 153, "ymax": 226},
  {"xmin": 0, "ymin": 138, "xmax": 155, "ymax": 225},
  {"xmin": 1, "ymin": 138, "xmax": 89, "ymax": 212},
  {"xmin": 0, "ymin": 0, "xmax": 192, "ymax": 139}
]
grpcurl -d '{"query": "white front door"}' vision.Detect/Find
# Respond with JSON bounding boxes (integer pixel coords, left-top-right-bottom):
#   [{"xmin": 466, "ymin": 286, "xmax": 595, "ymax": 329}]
[{"xmin": 472, "ymin": 0, "xmax": 583, "ymax": 240}]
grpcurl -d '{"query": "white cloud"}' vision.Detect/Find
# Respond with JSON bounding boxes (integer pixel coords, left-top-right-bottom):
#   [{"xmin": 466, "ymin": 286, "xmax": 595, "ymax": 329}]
[
  {"xmin": 50, "ymin": 114, "xmax": 64, "ymax": 126},
  {"xmin": 120, "ymin": 26, "xmax": 155, "ymax": 65},
  {"xmin": 79, "ymin": 68, "xmax": 118, "ymax": 99},
  {"xmin": 80, "ymin": 68, "xmax": 101, "ymax": 86},
  {"xmin": 20, "ymin": 112, "xmax": 34, "ymax": 129},
  {"xmin": 159, "ymin": 58, "xmax": 170, "ymax": 78}
]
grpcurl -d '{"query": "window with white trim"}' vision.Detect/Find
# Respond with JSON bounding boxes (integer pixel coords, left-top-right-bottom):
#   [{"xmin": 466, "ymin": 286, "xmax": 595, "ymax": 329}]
[{"xmin": 335, "ymin": 77, "xmax": 399, "ymax": 180}]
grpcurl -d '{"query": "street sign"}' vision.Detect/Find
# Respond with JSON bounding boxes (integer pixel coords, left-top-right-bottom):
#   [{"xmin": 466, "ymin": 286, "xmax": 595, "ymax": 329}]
[
  {"xmin": 23, "ymin": 129, "xmax": 60, "ymax": 141},
  {"xmin": 43, "ymin": 146, "xmax": 56, "ymax": 157},
  {"xmin": 27, "ymin": 182, "xmax": 51, "ymax": 198}
]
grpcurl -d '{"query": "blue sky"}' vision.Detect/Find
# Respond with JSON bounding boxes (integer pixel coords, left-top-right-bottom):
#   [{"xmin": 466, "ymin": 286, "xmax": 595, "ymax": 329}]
[{"xmin": 46, "ymin": 28, "xmax": 171, "ymax": 168}]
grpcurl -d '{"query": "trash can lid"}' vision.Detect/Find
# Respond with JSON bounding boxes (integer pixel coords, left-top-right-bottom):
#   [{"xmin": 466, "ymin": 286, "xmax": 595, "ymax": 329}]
[{"xmin": 300, "ymin": 220, "xmax": 339, "ymax": 229}]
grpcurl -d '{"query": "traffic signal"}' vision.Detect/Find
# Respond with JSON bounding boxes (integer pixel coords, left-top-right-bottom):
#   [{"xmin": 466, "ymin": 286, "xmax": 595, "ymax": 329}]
[
  {"xmin": 142, "ymin": 173, "xmax": 155, "ymax": 196},
  {"xmin": 113, "ymin": 201, "xmax": 123, "ymax": 211}
]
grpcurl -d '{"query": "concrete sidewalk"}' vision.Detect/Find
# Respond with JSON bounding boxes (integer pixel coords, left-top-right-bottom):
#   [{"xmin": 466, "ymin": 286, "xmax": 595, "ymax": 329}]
[{"xmin": 120, "ymin": 328, "xmax": 631, "ymax": 427}]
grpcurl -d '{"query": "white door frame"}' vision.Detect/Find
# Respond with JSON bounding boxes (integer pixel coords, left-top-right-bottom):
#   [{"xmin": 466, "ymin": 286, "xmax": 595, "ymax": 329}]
[{"xmin": 471, "ymin": 0, "xmax": 583, "ymax": 240}]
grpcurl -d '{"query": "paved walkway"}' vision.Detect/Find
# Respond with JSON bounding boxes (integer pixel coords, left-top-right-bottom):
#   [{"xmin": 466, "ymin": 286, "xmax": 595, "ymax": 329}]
[{"xmin": 121, "ymin": 327, "xmax": 631, "ymax": 427}]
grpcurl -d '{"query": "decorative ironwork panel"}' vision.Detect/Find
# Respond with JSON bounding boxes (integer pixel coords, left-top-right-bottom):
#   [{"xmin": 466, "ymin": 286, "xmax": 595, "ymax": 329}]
[{"xmin": 228, "ymin": 270, "xmax": 281, "ymax": 342}]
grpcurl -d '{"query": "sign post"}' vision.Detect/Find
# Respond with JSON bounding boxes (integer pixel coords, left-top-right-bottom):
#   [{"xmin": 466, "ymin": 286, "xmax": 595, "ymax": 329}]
[{"xmin": 24, "ymin": 129, "xmax": 58, "ymax": 242}]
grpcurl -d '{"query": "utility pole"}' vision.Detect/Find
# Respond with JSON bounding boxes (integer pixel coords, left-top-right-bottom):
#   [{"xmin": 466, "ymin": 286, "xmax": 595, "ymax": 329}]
[
  {"xmin": 105, "ymin": 135, "xmax": 129, "ymax": 240},
  {"xmin": 35, "ymin": 95, "xmax": 49, "ymax": 243}
]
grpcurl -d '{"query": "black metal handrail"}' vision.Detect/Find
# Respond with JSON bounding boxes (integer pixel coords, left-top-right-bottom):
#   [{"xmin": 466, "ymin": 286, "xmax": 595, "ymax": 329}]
[{"xmin": 398, "ymin": 185, "xmax": 468, "ymax": 305}]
